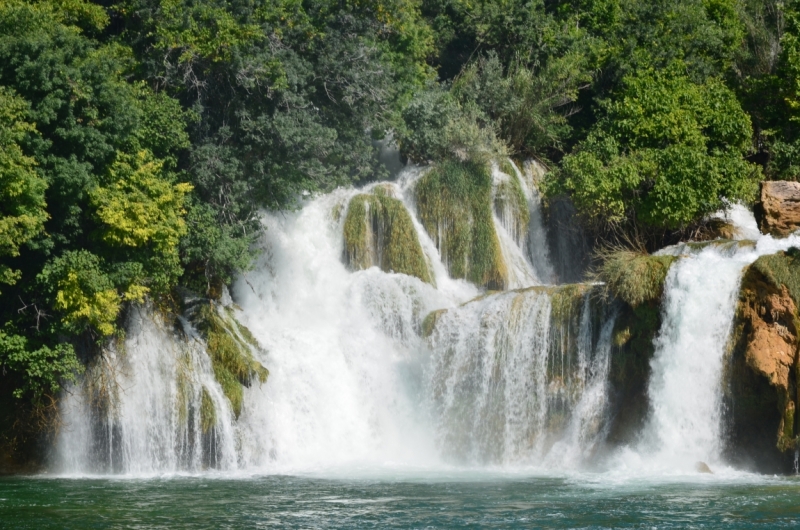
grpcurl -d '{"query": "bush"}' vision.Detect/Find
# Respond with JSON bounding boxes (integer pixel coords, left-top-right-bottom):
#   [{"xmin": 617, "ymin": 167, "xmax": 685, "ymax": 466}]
[{"xmin": 597, "ymin": 249, "xmax": 677, "ymax": 307}]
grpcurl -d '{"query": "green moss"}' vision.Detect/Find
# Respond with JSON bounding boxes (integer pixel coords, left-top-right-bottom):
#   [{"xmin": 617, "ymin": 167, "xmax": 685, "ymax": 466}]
[
  {"xmin": 200, "ymin": 387, "xmax": 216, "ymax": 433},
  {"xmin": 598, "ymin": 250, "xmax": 676, "ymax": 307},
  {"xmin": 499, "ymin": 159, "xmax": 516, "ymax": 178},
  {"xmin": 416, "ymin": 159, "xmax": 507, "ymax": 289},
  {"xmin": 550, "ymin": 284, "xmax": 589, "ymax": 322},
  {"xmin": 195, "ymin": 303, "xmax": 268, "ymax": 418},
  {"xmin": 331, "ymin": 201, "xmax": 345, "ymax": 223},
  {"xmin": 750, "ymin": 248, "xmax": 800, "ymax": 308},
  {"xmin": 175, "ymin": 353, "xmax": 191, "ymax": 426},
  {"xmin": 342, "ymin": 191, "xmax": 433, "ymax": 284},
  {"xmin": 226, "ymin": 307, "xmax": 259, "ymax": 349},
  {"xmin": 421, "ymin": 308, "xmax": 447, "ymax": 338}
]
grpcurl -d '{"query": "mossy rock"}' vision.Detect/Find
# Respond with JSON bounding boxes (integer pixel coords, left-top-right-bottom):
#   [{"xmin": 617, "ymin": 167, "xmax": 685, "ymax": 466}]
[
  {"xmin": 421, "ymin": 309, "xmax": 447, "ymax": 338},
  {"xmin": 343, "ymin": 191, "xmax": 433, "ymax": 284},
  {"xmin": 598, "ymin": 250, "xmax": 676, "ymax": 307},
  {"xmin": 605, "ymin": 301, "xmax": 662, "ymax": 446},
  {"xmin": 194, "ymin": 303, "xmax": 268, "ymax": 418},
  {"xmin": 550, "ymin": 284, "xmax": 590, "ymax": 322},
  {"xmin": 415, "ymin": 159, "xmax": 508, "ymax": 289},
  {"xmin": 200, "ymin": 387, "xmax": 217, "ymax": 433},
  {"xmin": 499, "ymin": 159, "xmax": 516, "ymax": 178},
  {"xmin": 724, "ymin": 255, "xmax": 800, "ymax": 471},
  {"xmin": 749, "ymin": 248, "xmax": 800, "ymax": 309}
]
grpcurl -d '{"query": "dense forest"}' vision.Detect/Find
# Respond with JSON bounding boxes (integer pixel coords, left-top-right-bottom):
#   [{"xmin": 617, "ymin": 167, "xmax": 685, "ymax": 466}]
[{"xmin": 0, "ymin": 0, "xmax": 798, "ymax": 433}]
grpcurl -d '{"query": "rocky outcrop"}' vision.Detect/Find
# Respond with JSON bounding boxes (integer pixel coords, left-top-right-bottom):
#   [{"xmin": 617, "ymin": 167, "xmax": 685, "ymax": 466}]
[
  {"xmin": 725, "ymin": 251, "xmax": 800, "ymax": 472},
  {"xmin": 756, "ymin": 181, "xmax": 800, "ymax": 237}
]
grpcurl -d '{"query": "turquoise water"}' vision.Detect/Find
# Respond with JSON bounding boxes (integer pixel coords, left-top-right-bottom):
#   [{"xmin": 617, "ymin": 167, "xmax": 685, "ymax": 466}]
[{"xmin": 1, "ymin": 473, "xmax": 799, "ymax": 528}]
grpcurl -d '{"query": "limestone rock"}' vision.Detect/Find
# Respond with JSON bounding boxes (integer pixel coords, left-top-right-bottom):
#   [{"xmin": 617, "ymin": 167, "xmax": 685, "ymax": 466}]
[
  {"xmin": 743, "ymin": 287, "xmax": 797, "ymax": 391},
  {"xmin": 756, "ymin": 181, "xmax": 800, "ymax": 237},
  {"xmin": 728, "ymin": 260, "xmax": 800, "ymax": 470}
]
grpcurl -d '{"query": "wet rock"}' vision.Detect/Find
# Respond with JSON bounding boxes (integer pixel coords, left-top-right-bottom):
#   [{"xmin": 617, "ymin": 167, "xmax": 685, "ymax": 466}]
[
  {"xmin": 756, "ymin": 181, "xmax": 800, "ymax": 237},
  {"xmin": 695, "ymin": 461, "xmax": 713, "ymax": 474}
]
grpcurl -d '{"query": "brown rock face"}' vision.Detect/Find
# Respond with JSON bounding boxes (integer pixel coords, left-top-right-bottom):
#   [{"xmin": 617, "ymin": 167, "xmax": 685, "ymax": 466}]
[
  {"xmin": 726, "ymin": 265, "xmax": 800, "ymax": 472},
  {"xmin": 757, "ymin": 181, "xmax": 800, "ymax": 237},
  {"xmin": 743, "ymin": 286, "xmax": 797, "ymax": 392}
]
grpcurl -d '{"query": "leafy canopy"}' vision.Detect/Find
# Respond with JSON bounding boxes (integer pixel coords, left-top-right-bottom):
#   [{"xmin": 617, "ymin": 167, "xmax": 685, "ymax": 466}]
[
  {"xmin": 0, "ymin": 87, "xmax": 48, "ymax": 292},
  {"xmin": 550, "ymin": 64, "xmax": 759, "ymax": 228}
]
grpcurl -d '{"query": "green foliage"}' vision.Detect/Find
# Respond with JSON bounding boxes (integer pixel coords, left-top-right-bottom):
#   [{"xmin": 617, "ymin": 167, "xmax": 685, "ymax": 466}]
[
  {"xmin": 194, "ymin": 303, "xmax": 268, "ymax": 418},
  {"xmin": 0, "ymin": 328, "xmax": 81, "ymax": 400},
  {"xmin": 0, "ymin": 0, "xmax": 192, "ymax": 344},
  {"xmin": 452, "ymin": 52, "xmax": 589, "ymax": 158},
  {"xmin": 422, "ymin": 0, "xmax": 585, "ymax": 79},
  {"xmin": 90, "ymin": 150, "xmax": 192, "ymax": 293},
  {"xmin": 342, "ymin": 189, "xmax": 432, "ymax": 284},
  {"xmin": 730, "ymin": 0, "xmax": 800, "ymax": 181},
  {"xmin": 550, "ymin": 65, "xmax": 760, "ymax": 228},
  {"xmin": 597, "ymin": 250, "xmax": 677, "ymax": 307},
  {"xmin": 37, "ymin": 250, "xmax": 121, "ymax": 336},
  {"xmin": 399, "ymin": 86, "xmax": 507, "ymax": 163},
  {"xmin": 415, "ymin": 159, "xmax": 507, "ymax": 288},
  {"xmin": 782, "ymin": 0, "xmax": 800, "ymax": 120},
  {"xmin": 117, "ymin": 0, "xmax": 434, "ymax": 290},
  {"xmin": 0, "ymin": 87, "xmax": 48, "ymax": 292}
]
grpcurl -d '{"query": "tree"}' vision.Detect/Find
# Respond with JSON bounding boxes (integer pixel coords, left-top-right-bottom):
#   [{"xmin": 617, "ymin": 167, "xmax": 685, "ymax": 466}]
[
  {"xmin": 550, "ymin": 64, "xmax": 760, "ymax": 229},
  {"xmin": 0, "ymin": 87, "xmax": 47, "ymax": 292}
]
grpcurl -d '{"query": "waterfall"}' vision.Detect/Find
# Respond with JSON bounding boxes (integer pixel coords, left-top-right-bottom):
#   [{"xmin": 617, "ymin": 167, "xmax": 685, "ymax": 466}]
[
  {"xmin": 425, "ymin": 285, "xmax": 617, "ymax": 466},
  {"xmin": 621, "ymin": 216, "xmax": 800, "ymax": 473},
  {"xmin": 55, "ymin": 160, "xmax": 795, "ymax": 477},
  {"xmin": 57, "ymin": 305, "xmax": 238, "ymax": 474}
]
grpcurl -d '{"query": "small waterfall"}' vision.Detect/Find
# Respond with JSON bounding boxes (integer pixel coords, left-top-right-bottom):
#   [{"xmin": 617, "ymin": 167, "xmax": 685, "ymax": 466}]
[
  {"xmin": 492, "ymin": 160, "xmax": 556, "ymax": 287},
  {"xmin": 424, "ymin": 285, "xmax": 616, "ymax": 466},
  {"xmin": 628, "ymin": 216, "xmax": 800, "ymax": 472},
  {"xmin": 518, "ymin": 161, "xmax": 557, "ymax": 284},
  {"xmin": 57, "ymin": 305, "xmax": 238, "ymax": 474}
]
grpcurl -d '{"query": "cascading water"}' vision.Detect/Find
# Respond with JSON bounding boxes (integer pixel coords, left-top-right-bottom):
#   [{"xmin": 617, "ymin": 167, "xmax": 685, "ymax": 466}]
[
  {"xmin": 57, "ymin": 159, "xmax": 617, "ymax": 475},
  {"xmin": 57, "ymin": 305, "xmax": 238, "ymax": 474},
  {"xmin": 55, "ymin": 159, "xmax": 797, "ymax": 478},
  {"xmin": 425, "ymin": 285, "xmax": 617, "ymax": 467}
]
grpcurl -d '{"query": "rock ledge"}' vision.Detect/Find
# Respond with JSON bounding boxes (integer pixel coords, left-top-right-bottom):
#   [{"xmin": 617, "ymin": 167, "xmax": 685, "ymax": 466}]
[{"xmin": 757, "ymin": 181, "xmax": 800, "ymax": 236}]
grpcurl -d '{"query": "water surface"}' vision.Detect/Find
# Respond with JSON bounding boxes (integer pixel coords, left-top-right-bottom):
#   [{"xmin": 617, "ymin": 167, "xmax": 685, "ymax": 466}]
[{"xmin": 2, "ymin": 473, "xmax": 798, "ymax": 528}]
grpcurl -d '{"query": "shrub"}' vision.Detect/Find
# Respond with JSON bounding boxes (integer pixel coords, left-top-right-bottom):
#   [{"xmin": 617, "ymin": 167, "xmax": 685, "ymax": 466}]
[{"xmin": 597, "ymin": 250, "xmax": 677, "ymax": 307}]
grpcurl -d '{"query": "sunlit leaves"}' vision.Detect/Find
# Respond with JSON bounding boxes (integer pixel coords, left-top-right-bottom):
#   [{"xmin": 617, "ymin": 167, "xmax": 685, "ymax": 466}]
[
  {"xmin": 0, "ymin": 87, "xmax": 48, "ymax": 293},
  {"xmin": 91, "ymin": 150, "xmax": 191, "ymax": 252}
]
